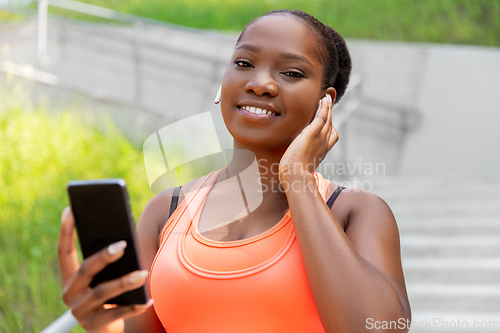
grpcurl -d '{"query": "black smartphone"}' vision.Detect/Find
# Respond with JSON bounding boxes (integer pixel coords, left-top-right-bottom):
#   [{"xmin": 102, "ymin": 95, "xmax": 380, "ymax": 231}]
[{"xmin": 67, "ymin": 178, "xmax": 149, "ymax": 305}]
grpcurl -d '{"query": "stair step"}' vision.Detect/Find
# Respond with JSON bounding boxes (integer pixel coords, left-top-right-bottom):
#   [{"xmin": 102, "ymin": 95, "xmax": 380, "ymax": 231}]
[
  {"xmin": 401, "ymin": 236, "xmax": 500, "ymax": 257},
  {"xmin": 397, "ymin": 216, "xmax": 500, "ymax": 226},
  {"xmin": 388, "ymin": 200, "xmax": 500, "ymax": 217},
  {"xmin": 373, "ymin": 185, "xmax": 500, "ymax": 201},
  {"xmin": 396, "ymin": 216, "xmax": 500, "ymax": 236},
  {"xmin": 368, "ymin": 174, "xmax": 500, "ymax": 188},
  {"xmin": 403, "ymin": 258, "xmax": 500, "ymax": 283},
  {"xmin": 407, "ymin": 283, "xmax": 500, "ymax": 312},
  {"xmin": 402, "ymin": 236, "xmax": 500, "ymax": 246}
]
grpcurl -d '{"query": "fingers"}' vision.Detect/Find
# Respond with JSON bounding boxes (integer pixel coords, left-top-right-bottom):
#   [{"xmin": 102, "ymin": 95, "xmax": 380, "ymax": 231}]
[
  {"xmin": 77, "ymin": 300, "xmax": 153, "ymax": 332},
  {"xmin": 63, "ymin": 240, "xmax": 127, "ymax": 306},
  {"xmin": 322, "ymin": 97, "xmax": 333, "ymax": 136},
  {"xmin": 308, "ymin": 96, "xmax": 329, "ymax": 134},
  {"xmin": 320, "ymin": 95, "xmax": 339, "ymax": 149},
  {"xmin": 59, "ymin": 207, "xmax": 81, "ymax": 286},
  {"xmin": 58, "ymin": 207, "xmax": 153, "ymax": 331},
  {"xmin": 328, "ymin": 123, "xmax": 339, "ymax": 149},
  {"xmin": 318, "ymin": 96, "xmax": 333, "ymax": 141},
  {"xmin": 75, "ymin": 270, "xmax": 149, "ymax": 312}
]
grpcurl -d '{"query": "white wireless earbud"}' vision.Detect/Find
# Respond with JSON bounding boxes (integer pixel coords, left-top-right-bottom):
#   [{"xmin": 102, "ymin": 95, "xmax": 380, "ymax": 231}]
[
  {"xmin": 214, "ymin": 85, "xmax": 222, "ymax": 104},
  {"xmin": 314, "ymin": 94, "xmax": 332, "ymax": 119}
]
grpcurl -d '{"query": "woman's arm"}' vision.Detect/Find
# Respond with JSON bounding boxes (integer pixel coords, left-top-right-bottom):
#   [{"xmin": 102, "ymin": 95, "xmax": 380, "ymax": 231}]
[
  {"xmin": 279, "ymin": 96, "xmax": 410, "ymax": 332},
  {"xmin": 283, "ymin": 176, "xmax": 411, "ymax": 332}
]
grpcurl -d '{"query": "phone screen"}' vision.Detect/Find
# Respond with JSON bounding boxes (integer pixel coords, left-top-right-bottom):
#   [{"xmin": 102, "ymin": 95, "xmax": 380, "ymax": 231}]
[{"xmin": 67, "ymin": 179, "xmax": 149, "ymax": 305}]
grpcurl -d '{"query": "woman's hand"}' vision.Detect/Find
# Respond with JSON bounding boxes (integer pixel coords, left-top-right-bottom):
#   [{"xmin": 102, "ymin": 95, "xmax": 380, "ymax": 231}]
[
  {"xmin": 279, "ymin": 95, "xmax": 338, "ymax": 182},
  {"xmin": 58, "ymin": 207, "xmax": 153, "ymax": 333}
]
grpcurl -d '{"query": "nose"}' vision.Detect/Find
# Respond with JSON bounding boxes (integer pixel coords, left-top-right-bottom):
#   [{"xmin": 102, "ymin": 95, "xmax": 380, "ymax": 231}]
[{"xmin": 244, "ymin": 70, "xmax": 278, "ymax": 97}]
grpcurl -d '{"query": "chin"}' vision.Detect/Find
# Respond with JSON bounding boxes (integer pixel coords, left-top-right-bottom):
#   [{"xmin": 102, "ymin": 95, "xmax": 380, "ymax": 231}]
[{"xmin": 230, "ymin": 132, "xmax": 289, "ymax": 153}]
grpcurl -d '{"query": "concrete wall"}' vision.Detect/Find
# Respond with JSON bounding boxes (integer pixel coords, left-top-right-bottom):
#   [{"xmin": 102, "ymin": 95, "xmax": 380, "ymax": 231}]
[
  {"xmin": 400, "ymin": 45, "xmax": 500, "ymax": 176},
  {"xmin": 329, "ymin": 40, "xmax": 500, "ymax": 178}
]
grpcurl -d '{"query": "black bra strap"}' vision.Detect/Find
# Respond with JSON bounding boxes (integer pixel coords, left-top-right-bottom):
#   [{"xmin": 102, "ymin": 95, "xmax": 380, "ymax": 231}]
[
  {"xmin": 326, "ymin": 186, "xmax": 345, "ymax": 209},
  {"xmin": 168, "ymin": 186, "xmax": 182, "ymax": 218},
  {"xmin": 169, "ymin": 185, "xmax": 342, "ymax": 217}
]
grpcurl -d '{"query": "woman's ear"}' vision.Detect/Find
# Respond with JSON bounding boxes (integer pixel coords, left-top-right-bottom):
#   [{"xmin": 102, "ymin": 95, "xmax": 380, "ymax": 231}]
[{"xmin": 325, "ymin": 87, "xmax": 337, "ymax": 105}]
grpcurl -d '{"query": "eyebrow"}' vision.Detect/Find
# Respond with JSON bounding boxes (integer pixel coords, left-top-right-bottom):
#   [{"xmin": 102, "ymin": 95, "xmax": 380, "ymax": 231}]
[
  {"xmin": 236, "ymin": 43, "xmax": 261, "ymax": 53},
  {"xmin": 236, "ymin": 43, "xmax": 314, "ymax": 68},
  {"xmin": 278, "ymin": 51, "xmax": 314, "ymax": 68}
]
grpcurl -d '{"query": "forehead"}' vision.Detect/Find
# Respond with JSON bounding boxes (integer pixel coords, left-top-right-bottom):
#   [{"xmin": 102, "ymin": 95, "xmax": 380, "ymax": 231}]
[{"xmin": 236, "ymin": 15, "xmax": 322, "ymax": 63}]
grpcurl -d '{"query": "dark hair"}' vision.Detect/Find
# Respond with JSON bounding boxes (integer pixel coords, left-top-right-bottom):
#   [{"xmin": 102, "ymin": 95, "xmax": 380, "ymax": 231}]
[{"xmin": 236, "ymin": 10, "xmax": 352, "ymax": 103}]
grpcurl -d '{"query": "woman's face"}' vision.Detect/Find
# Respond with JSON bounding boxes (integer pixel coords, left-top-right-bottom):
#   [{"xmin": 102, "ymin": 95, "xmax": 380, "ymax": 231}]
[{"xmin": 220, "ymin": 14, "xmax": 327, "ymax": 152}]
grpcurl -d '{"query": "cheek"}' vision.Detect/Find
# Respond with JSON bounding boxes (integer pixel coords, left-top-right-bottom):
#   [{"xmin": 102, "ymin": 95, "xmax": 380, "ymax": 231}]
[
  {"xmin": 219, "ymin": 70, "xmax": 238, "ymax": 122},
  {"xmin": 288, "ymin": 87, "xmax": 321, "ymax": 122},
  {"xmin": 221, "ymin": 69, "xmax": 243, "ymax": 98}
]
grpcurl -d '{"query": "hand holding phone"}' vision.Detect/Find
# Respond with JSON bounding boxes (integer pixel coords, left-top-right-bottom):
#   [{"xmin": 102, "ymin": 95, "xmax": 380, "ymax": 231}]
[
  {"xmin": 66, "ymin": 178, "xmax": 149, "ymax": 305},
  {"xmin": 58, "ymin": 179, "xmax": 153, "ymax": 331}
]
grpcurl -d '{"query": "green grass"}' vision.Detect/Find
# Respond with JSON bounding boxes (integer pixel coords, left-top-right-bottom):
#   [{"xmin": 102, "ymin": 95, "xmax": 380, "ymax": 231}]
[
  {"xmin": 0, "ymin": 100, "xmax": 154, "ymax": 332},
  {"xmin": 3, "ymin": 0, "xmax": 500, "ymax": 45},
  {"xmin": 70, "ymin": 0, "xmax": 500, "ymax": 46}
]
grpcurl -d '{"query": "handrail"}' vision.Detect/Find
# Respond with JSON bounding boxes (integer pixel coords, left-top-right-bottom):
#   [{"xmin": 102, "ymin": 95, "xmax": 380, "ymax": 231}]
[{"xmin": 40, "ymin": 310, "xmax": 78, "ymax": 333}]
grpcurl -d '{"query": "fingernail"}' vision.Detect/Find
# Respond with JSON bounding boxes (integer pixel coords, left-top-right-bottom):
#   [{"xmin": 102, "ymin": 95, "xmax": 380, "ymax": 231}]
[
  {"xmin": 129, "ymin": 270, "xmax": 149, "ymax": 284},
  {"xmin": 61, "ymin": 207, "xmax": 71, "ymax": 224},
  {"xmin": 108, "ymin": 240, "xmax": 127, "ymax": 255}
]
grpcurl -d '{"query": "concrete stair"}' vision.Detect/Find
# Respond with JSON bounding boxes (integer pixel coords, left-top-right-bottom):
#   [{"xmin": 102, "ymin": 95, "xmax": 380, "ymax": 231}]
[{"xmin": 371, "ymin": 174, "xmax": 500, "ymax": 332}]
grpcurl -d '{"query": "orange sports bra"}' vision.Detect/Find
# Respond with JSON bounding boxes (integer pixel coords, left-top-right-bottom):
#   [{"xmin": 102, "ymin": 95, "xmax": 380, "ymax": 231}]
[{"xmin": 149, "ymin": 168, "xmax": 341, "ymax": 333}]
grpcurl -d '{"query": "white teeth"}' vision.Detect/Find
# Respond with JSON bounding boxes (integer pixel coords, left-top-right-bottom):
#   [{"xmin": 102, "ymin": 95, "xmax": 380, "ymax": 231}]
[{"xmin": 240, "ymin": 106, "xmax": 277, "ymax": 116}]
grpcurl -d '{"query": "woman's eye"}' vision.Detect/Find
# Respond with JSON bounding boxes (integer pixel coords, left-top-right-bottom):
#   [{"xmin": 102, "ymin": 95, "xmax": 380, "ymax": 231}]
[
  {"xmin": 235, "ymin": 60, "xmax": 251, "ymax": 67},
  {"xmin": 283, "ymin": 71, "xmax": 304, "ymax": 78}
]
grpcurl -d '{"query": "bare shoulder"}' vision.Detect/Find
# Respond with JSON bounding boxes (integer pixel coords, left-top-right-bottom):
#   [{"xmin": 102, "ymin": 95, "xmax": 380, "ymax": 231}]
[
  {"xmin": 339, "ymin": 186, "xmax": 398, "ymax": 241},
  {"xmin": 327, "ymin": 181, "xmax": 397, "ymax": 234}
]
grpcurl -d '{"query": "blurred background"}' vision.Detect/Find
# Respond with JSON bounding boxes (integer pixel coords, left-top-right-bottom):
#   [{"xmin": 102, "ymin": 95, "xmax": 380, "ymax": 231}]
[{"xmin": 0, "ymin": 0, "xmax": 499, "ymax": 332}]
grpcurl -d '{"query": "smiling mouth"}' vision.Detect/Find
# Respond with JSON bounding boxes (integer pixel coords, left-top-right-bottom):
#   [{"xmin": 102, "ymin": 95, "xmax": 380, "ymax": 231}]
[{"xmin": 238, "ymin": 105, "xmax": 279, "ymax": 116}]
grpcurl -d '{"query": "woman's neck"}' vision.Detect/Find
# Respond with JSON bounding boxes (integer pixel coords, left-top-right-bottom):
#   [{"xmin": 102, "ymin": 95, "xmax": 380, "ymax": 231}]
[{"xmin": 223, "ymin": 141, "xmax": 289, "ymax": 203}]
